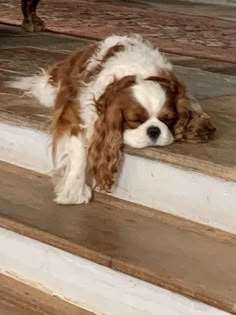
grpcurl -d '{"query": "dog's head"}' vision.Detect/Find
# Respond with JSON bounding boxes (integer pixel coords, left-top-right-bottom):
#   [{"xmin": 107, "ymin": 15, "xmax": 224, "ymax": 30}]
[{"xmin": 88, "ymin": 74, "xmax": 215, "ymax": 191}]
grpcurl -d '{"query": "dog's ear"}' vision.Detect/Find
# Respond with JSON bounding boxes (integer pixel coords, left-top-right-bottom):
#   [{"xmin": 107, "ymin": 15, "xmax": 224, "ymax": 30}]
[
  {"xmin": 173, "ymin": 82, "xmax": 216, "ymax": 143},
  {"xmin": 88, "ymin": 104, "xmax": 123, "ymax": 191},
  {"xmin": 88, "ymin": 75, "xmax": 136, "ymax": 191}
]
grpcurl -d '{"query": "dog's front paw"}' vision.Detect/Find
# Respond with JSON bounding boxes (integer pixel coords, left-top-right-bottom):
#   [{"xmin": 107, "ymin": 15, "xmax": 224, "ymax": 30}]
[
  {"xmin": 55, "ymin": 184, "xmax": 92, "ymax": 205},
  {"xmin": 33, "ymin": 15, "xmax": 46, "ymax": 32},
  {"xmin": 22, "ymin": 16, "xmax": 45, "ymax": 32},
  {"xmin": 75, "ymin": 184, "xmax": 92, "ymax": 204},
  {"xmin": 84, "ymin": 184, "xmax": 93, "ymax": 203}
]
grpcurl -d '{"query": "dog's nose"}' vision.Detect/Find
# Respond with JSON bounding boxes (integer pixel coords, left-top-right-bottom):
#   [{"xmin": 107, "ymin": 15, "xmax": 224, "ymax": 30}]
[{"xmin": 147, "ymin": 126, "xmax": 161, "ymax": 140}]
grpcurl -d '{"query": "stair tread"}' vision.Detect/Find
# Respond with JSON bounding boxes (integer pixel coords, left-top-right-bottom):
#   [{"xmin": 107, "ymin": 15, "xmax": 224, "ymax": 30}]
[
  {"xmin": 0, "ymin": 161, "xmax": 236, "ymax": 314},
  {"xmin": 0, "ymin": 273, "xmax": 93, "ymax": 315},
  {"xmin": 1, "ymin": 25, "xmax": 236, "ymax": 182}
]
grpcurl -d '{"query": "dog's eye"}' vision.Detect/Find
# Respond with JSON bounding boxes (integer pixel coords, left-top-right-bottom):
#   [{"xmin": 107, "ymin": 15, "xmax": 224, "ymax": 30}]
[
  {"xmin": 130, "ymin": 119, "xmax": 141, "ymax": 123},
  {"xmin": 159, "ymin": 115, "xmax": 176, "ymax": 127},
  {"xmin": 164, "ymin": 118, "xmax": 174, "ymax": 125},
  {"xmin": 126, "ymin": 119, "xmax": 143, "ymax": 129}
]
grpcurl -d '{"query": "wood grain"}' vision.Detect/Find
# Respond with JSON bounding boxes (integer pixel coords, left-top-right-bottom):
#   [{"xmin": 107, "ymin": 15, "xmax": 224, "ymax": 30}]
[
  {"xmin": 0, "ymin": 161, "xmax": 236, "ymax": 314},
  {"xmin": 0, "ymin": 273, "xmax": 94, "ymax": 315}
]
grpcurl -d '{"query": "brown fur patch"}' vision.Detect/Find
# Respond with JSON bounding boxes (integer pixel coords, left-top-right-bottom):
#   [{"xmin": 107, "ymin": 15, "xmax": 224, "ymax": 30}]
[{"xmin": 122, "ymin": 94, "xmax": 149, "ymax": 130}]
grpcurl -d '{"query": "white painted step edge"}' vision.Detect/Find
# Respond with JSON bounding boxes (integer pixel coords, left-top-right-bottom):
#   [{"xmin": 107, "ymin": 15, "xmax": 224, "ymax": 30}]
[
  {"xmin": 0, "ymin": 227, "xmax": 230, "ymax": 315},
  {"xmin": 1, "ymin": 122, "xmax": 236, "ymax": 234}
]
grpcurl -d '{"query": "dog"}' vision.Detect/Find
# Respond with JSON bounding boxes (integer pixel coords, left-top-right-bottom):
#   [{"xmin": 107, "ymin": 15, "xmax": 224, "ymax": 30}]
[
  {"xmin": 21, "ymin": 0, "xmax": 45, "ymax": 32},
  {"xmin": 8, "ymin": 35, "xmax": 215, "ymax": 205}
]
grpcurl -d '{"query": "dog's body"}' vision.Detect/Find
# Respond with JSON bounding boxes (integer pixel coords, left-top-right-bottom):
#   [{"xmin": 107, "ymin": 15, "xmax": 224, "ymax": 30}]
[{"xmin": 9, "ymin": 35, "xmax": 215, "ymax": 204}]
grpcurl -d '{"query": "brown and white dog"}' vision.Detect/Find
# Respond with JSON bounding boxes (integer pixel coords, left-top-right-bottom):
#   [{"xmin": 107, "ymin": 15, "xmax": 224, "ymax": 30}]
[{"xmin": 9, "ymin": 35, "xmax": 215, "ymax": 204}]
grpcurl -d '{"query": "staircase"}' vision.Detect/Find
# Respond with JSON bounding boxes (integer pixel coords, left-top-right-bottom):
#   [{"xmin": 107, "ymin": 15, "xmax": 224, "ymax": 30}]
[{"xmin": 0, "ymin": 24, "xmax": 236, "ymax": 314}]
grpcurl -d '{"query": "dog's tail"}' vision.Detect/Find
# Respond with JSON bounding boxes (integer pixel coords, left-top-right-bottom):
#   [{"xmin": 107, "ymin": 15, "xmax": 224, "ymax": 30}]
[{"xmin": 6, "ymin": 72, "xmax": 57, "ymax": 108}]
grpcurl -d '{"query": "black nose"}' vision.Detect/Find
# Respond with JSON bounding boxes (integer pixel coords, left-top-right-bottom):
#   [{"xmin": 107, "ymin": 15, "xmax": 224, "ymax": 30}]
[{"xmin": 147, "ymin": 126, "xmax": 161, "ymax": 140}]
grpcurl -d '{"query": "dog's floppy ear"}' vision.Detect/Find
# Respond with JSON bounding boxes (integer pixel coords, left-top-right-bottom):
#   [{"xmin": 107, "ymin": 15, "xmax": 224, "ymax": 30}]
[
  {"xmin": 88, "ymin": 75, "xmax": 136, "ymax": 191},
  {"xmin": 173, "ymin": 81, "xmax": 216, "ymax": 143}
]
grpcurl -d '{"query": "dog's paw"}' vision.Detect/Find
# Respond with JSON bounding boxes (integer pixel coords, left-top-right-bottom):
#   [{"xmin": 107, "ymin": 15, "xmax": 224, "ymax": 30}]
[
  {"xmin": 83, "ymin": 184, "xmax": 93, "ymax": 203},
  {"xmin": 22, "ymin": 19, "xmax": 34, "ymax": 32},
  {"xmin": 54, "ymin": 184, "xmax": 92, "ymax": 205},
  {"xmin": 33, "ymin": 15, "xmax": 46, "ymax": 32},
  {"xmin": 22, "ymin": 16, "xmax": 45, "ymax": 32},
  {"xmin": 75, "ymin": 184, "xmax": 92, "ymax": 204}
]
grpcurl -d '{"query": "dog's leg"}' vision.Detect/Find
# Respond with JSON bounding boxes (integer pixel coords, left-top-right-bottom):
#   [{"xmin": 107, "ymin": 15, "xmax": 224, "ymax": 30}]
[
  {"xmin": 51, "ymin": 82, "xmax": 92, "ymax": 205},
  {"xmin": 53, "ymin": 134, "xmax": 92, "ymax": 205},
  {"xmin": 21, "ymin": 0, "xmax": 45, "ymax": 32},
  {"xmin": 31, "ymin": 0, "xmax": 45, "ymax": 32}
]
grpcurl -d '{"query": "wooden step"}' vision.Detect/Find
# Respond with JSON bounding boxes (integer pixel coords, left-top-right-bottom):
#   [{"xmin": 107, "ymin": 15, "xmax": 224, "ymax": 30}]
[
  {"xmin": 0, "ymin": 161, "xmax": 236, "ymax": 314},
  {"xmin": 0, "ymin": 273, "xmax": 94, "ymax": 315},
  {"xmin": 1, "ymin": 25, "xmax": 236, "ymax": 182},
  {"xmin": 172, "ymin": 0, "xmax": 236, "ymax": 7},
  {"xmin": 136, "ymin": 1, "xmax": 236, "ymax": 21}
]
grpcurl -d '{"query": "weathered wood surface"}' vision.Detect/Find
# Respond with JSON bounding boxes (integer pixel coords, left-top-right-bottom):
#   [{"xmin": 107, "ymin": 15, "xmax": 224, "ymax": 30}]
[{"xmin": 0, "ymin": 161, "xmax": 236, "ymax": 313}]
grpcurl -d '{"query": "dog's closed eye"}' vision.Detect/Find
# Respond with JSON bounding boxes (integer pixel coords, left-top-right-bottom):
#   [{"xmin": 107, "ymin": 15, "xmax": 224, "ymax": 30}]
[
  {"xmin": 158, "ymin": 113, "xmax": 177, "ymax": 128},
  {"xmin": 126, "ymin": 119, "xmax": 143, "ymax": 129}
]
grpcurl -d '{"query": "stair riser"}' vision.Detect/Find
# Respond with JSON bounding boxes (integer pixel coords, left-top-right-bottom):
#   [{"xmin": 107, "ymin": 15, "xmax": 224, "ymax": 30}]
[
  {"xmin": 0, "ymin": 123, "xmax": 51, "ymax": 174},
  {"xmin": 0, "ymin": 228, "xmax": 229, "ymax": 315},
  {"xmin": 1, "ymin": 122, "xmax": 236, "ymax": 233}
]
